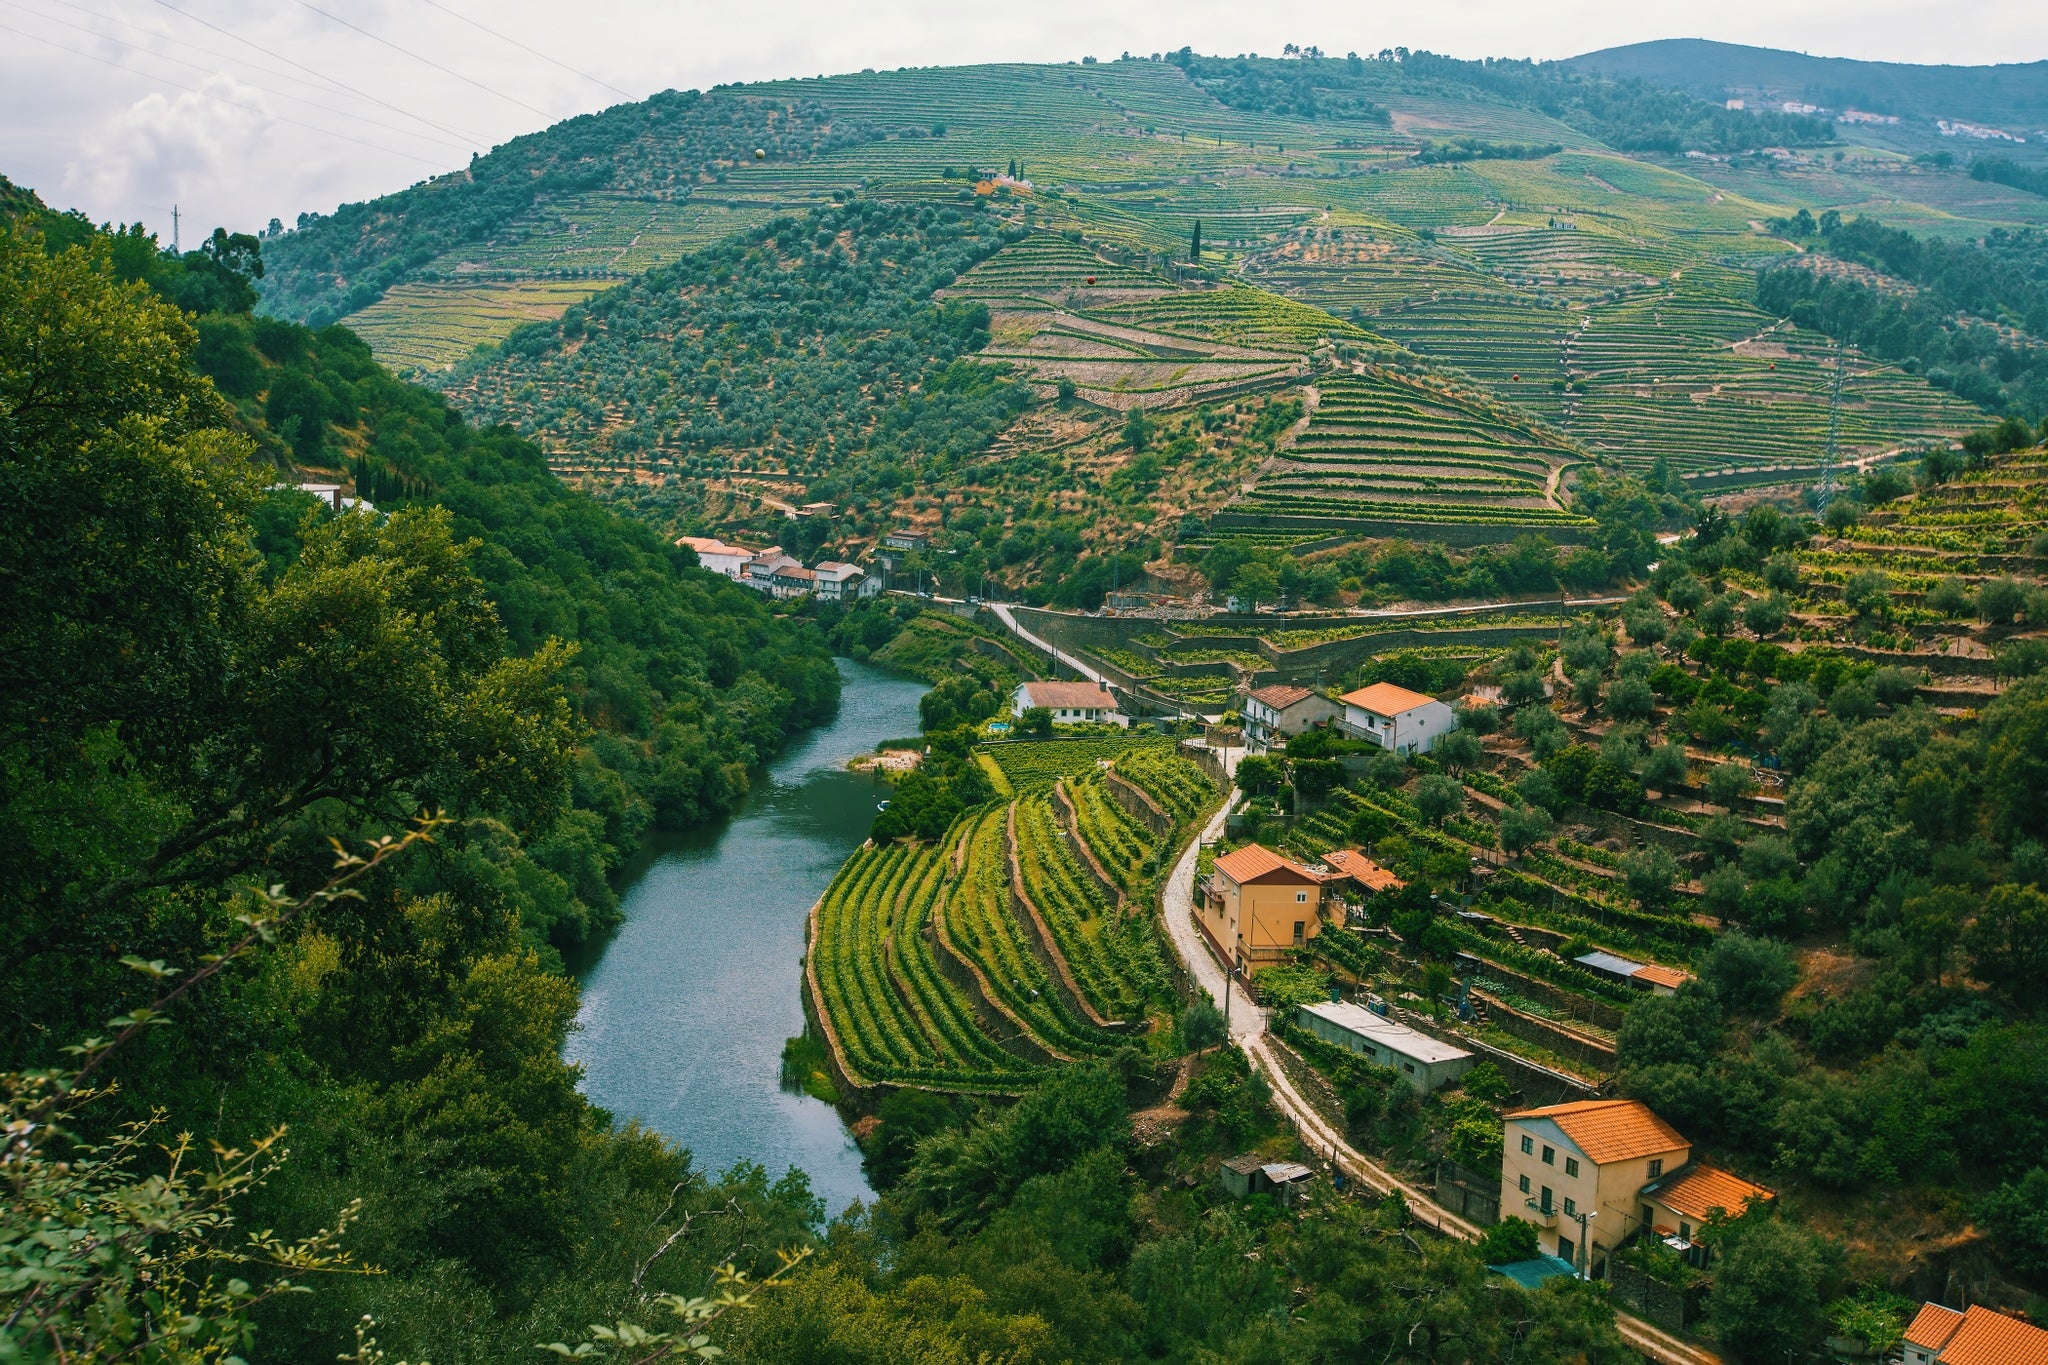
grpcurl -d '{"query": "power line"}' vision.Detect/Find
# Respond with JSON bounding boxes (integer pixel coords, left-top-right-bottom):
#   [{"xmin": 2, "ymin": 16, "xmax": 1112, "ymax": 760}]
[
  {"xmin": 0, "ymin": 18, "xmax": 451, "ymax": 170},
  {"xmin": 2, "ymin": 0, "xmax": 475, "ymax": 156},
  {"xmin": 291, "ymin": 0, "xmax": 554, "ymax": 119},
  {"xmin": 145, "ymin": 0, "xmax": 486, "ymax": 149},
  {"xmin": 412, "ymin": 0, "xmax": 630, "ymax": 99}
]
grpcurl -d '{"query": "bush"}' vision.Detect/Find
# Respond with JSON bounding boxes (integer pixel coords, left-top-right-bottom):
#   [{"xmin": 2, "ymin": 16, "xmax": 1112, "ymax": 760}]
[
  {"xmin": 1843, "ymin": 569, "xmax": 1892, "ymax": 619},
  {"xmin": 1926, "ymin": 575, "xmax": 1973, "ymax": 619},
  {"xmin": 1979, "ymin": 576, "xmax": 2028, "ymax": 626},
  {"xmin": 1978, "ymin": 1166, "xmax": 2048, "ymax": 1278},
  {"xmin": 1704, "ymin": 761, "xmax": 1753, "ymax": 808},
  {"xmin": 1477, "ymin": 1217, "xmax": 1541, "ymax": 1264},
  {"xmin": 1702, "ymin": 932, "xmax": 1797, "ymax": 1015},
  {"xmin": 1703, "ymin": 1213, "xmax": 1833, "ymax": 1364},
  {"xmin": 1762, "ymin": 553, "xmax": 1800, "ymax": 592}
]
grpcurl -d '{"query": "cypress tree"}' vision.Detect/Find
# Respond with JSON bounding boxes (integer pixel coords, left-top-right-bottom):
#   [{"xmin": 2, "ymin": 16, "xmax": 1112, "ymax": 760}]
[{"xmin": 1190, "ymin": 220, "xmax": 1202, "ymax": 262}]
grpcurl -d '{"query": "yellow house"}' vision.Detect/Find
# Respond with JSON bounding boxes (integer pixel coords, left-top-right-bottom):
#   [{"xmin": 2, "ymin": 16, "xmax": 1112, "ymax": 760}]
[
  {"xmin": 1200, "ymin": 843, "xmax": 1327, "ymax": 968},
  {"xmin": 1500, "ymin": 1100, "xmax": 1690, "ymax": 1273}
]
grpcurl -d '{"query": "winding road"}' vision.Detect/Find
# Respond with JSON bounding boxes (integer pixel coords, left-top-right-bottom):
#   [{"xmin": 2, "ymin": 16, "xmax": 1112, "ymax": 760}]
[{"xmin": 1157, "ymin": 776, "xmax": 1720, "ymax": 1365}]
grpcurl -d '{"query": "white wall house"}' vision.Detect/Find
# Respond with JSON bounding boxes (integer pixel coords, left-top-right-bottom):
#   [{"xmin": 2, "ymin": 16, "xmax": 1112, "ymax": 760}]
[
  {"xmin": 1012, "ymin": 680, "xmax": 1125, "ymax": 726},
  {"xmin": 811, "ymin": 561, "xmax": 876, "ymax": 602},
  {"xmin": 676, "ymin": 535, "xmax": 757, "ymax": 581},
  {"xmin": 1339, "ymin": 682, "xmax": 1458, "ymax": 756}
]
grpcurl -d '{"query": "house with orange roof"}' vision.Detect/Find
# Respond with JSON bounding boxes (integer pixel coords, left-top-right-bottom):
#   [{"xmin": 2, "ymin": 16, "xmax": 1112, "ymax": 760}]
[
  {"xmin": 1905, "ymin": 1302, "xmax": 2048, "ymax": 1365},
  {"xmin": 1242, "ymin": 683, "xmax": 1340, "ymax": 751},
  {"xmin": 1639, "ymin": 1162, "xmax": 1773, "ymax": 1256},
  {"xmin": 1338, "ymin": 681, "xmax": 1458, "ymax": 756},
  {"xmin": 1501, "ymin": 1099, "xmax": 1692, "ymax": 1274},
  {"xmin": 1200, "ymin": 842, "xmax": 1329, "ymax": 967}
]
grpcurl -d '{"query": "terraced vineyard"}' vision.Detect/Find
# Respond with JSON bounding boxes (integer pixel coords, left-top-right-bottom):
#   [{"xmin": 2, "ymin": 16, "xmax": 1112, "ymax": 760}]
[
  {"xmin": 810, "ymin": 837, "xmax": 1043, "ymax": 1090},
  {"xmin": 948, "ymin": 235, "xmax": 1332, "ymax": 409},
  {"xmin": 808, "ymin": 738, "xmax": 1219, "ymax": 1090},
  {"xmin": 1228, "ymin": 366, "xmax": 1593, "ymax": 539},
  {"xmin": 982, "ymin": 734, "xmax": 1178, "ymax": 789},
  {"xmin": 341, "ymin": 279, "xmax": 611, "ymax": 376}
]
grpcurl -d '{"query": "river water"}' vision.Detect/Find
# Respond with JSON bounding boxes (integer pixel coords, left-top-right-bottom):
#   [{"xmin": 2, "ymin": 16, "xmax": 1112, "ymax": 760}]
[{"xmin": 565, "ymin": 658, "xmax": 925, "ymax": 1215}]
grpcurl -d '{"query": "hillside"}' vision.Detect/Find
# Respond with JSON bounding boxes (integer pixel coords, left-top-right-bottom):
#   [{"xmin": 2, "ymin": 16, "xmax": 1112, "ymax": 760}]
[
  {"xmin": 1567, "ymin": 39, "xmax": 2048, "ymax": 142},
  {"xmin": 248, "ymin": 53, "xmax": 2033, "ymax": 583}
]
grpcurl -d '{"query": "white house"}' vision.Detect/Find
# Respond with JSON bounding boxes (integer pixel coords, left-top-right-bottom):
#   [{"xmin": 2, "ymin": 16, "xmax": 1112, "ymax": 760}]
[
  {"xmin": 1242, "ymin": 683, "xmax": 1342, "ymax": 751},
  {"xmin": 1338, "ymin": 682, "xmax": 1458, "ymax": 756},
  {"xmin": 1012, "ymin": 680, "xmax": 1125, "ymax": 726},
  {"xmin": 811, "ymin": 561, "xmax": 876, "ymax": 602},
  {"xmin": 676, "ymin": 535, "xmax": 757, "ymax": 581}
]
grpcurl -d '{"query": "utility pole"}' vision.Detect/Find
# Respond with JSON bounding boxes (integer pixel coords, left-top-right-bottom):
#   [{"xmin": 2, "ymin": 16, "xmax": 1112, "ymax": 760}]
[{"xmin": 1817, "ymin": 338, "xmax": 1846, "ymax": 514}]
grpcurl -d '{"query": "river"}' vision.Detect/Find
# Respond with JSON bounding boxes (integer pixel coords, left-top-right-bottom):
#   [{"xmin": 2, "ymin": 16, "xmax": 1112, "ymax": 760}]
[{"xmin": 564, "ymin": 658, "xmax": 926, "ymax": 1215}]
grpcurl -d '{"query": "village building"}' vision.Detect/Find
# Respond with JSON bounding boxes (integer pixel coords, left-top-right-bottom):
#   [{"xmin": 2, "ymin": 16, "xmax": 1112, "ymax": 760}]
[
  {"xmin": 1638, "ymin": 1163, "xmax": 1774, "ymax": 1263},
  {"xmin": 676, "ymin": 535, "xmax": 757, "ymax": 581},
  {"xmin": 1500, "ymin": 1100, "xmax": 1692, "ymax": 1272},
  {"xmin": 1573, "ymin": 950, "xmax": 1692, "ymax": 997},
  {"xmin": 1242, "ymin": 683, "xmax": 1343, "ymax": 751},
  {"xmin": 1905, "ymin": 1303, "xmax": 2048, "ymax": 1365},
  {"xmin": 1011, "ymin": 679, "xmax": 1125, "ymax": 726},
  {"xmin": 1338, "ymin": 682, "xmax": 1458, "ymax": 756},
  {"xmin": 1295, "ymin": 1000, "xmax": 1473, "ymax": 1091},
  {"xmin": 1219, "ymin": 1155, "xmax": 1315, "ymax": 1204},
  {"xmin": 1319, "ymin": 848, "xmax": 1405, "ymax": 920},
  {"xmin": 810, "ymin": 561, "xmax": 876, "ymax": 602},
  {"xmin": 1200, "ymin": 843, "xmax": 1327, "ymax": 967}
]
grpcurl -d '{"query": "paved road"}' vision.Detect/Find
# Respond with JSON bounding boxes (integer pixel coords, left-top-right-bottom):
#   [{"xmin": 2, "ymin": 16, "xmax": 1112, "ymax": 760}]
[{"xmin": 1156, "ymin": 780, "xmax": 1720, "ymax": 1365}]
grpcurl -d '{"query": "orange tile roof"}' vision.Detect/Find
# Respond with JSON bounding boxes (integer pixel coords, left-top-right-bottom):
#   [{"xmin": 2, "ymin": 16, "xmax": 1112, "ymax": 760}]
[
  {"xmin": 1214, "ymin": 844, "xmax": 1320, "ymax": 885},
  {"xmin": 1632, "ymin": 963, "xmax": 1691, "ymax": 990},
  {"xmin": 1907, "ymin": 1304, "xmax": 1966, "ymax": 1354},
  {"xmin": 1339, "ymin": 681, "xmax": 1439, "ymax": 716},
  {"xmin": 1506, "ymin": 1100, "xmax": 1689, "ymax": 1165},
  {"xmin": 1917, "ymin": 1305, "xmax": 2048, "ymax": 1365},
  {"xmin": 1646, "ymin": 1164, "xmax": 1773, "ymax": 1221},
  {"xmin": 1019, "ymin": 680, "xmax": 1118, "ymax": 711},
  {"xmin": 1325, "ymin": 848, "xmax": 1405, "ymax": 892},
  {"xmin": 1249, "ymin": 683, "xmax": 1317, "ymax": 710}
]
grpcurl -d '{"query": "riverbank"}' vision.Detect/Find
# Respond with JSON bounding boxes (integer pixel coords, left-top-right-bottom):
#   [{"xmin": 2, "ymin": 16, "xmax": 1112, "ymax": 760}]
[{"xmin": 565, "ymin": 658, "xmax": 927, "ymax": 1215}]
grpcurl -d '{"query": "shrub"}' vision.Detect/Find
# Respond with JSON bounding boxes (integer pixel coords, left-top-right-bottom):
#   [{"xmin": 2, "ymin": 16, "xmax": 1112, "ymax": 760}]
[
  {"xmin": 1979, "ymin": 576, "xmax": 2028, "ymax": 626},
  {"xmin": 1926, "ymin": 575, "xmax": 1973, "ymax": 618},
  {"xmin": 1762, "ymin": 553, "xmax": 1800, "ymax": 592},
  {"xmin": 1702, "ymin": 932, "xmax": 1797, "ymax": 1015},
  {"xmin": 1842, "ymin": 569, "xmax": 1892, "ymax": 619},
  {"xmin": 1704, "ymin": 761, "xmax": 1753, "ymax": 808},
  {"xmin": 1477, "ymin": 1217, "xmax": 1541, "ymax": 1264}
]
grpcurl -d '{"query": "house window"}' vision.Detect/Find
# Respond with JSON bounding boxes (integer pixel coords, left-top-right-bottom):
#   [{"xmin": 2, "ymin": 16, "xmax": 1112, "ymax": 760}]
[
  {"xmin": 1540, "ymin": 1186, "xmax": 1553, "ymax": 1213},
  {"xmin": 1564, "ymin": 1197, "xmax": 1577, "ymax": 1217},
  {"xmin": 1520, "ymin": 1135, "xmax": 1533, "ymax": 1155},
  {"xmin": 1648, "ymin": 1159, "xmax": 1664, "ymax": 1178},
  {"xmin": 1519, "ymin": 1175, "xmax": 1530, "ymax": 1194},
  {"xmin": 1292, "ymin": 920, "xmax": 1305, "ymax": 944},
  {"xmin": 1402, "ymin": 1062, "xmax": 1415, "ymax": 1074},
  {"xmin": 1295, "ymin": 891, "xmax": 1308, "ymax": 903},
  {"xmin": 1541, "ymin": 1146, "xmax": 1555, "ymax": 1165},
  {"xmin": 1565, "ymin": 1157, "xmax": 1580, "ymax": 1177}
]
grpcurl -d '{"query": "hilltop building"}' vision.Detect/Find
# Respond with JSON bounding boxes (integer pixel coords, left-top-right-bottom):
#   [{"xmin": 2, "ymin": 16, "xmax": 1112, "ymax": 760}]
[
  {"xmin": 1338, "ymin": 682, "xmax": 1458, "ymax": 756},
  {"xmin": 1200, "ymin": 843, "xmax": 1327, "ymax": 967}
]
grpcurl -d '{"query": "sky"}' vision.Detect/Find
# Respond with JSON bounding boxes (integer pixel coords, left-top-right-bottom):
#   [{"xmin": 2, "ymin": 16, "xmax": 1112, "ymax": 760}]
[{"xmin": 1, "ymin": 0, "xmax": 2042, "ymax": 241}]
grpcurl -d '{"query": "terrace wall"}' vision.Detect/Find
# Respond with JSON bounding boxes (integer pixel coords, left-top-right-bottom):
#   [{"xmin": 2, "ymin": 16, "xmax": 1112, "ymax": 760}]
[
  {"xmin": 1105, "ymin": 768, "xmax": 1174, "ymax": 838},
  {"xmin": 1212, "ymin": 510, "xmax": 1595, "ymax": 547},
  {"xmin": 1472, "ymin": 990, "xmax": 1617, "ymax": 1073}
]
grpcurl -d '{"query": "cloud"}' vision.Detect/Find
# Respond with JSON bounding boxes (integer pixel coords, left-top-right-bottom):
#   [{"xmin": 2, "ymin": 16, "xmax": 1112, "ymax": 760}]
[{"xmin": 4, "ymin": 0, "xmax": 2045, "ymax": 240}]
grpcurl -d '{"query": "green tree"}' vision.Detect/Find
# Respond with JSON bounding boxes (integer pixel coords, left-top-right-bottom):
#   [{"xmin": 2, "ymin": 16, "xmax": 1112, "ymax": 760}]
[
  {"xmin": 1231, "ymin": 560, "xmax": 1281, "ymax": 613},
  {"xmin": 1499, "ymin": 804, "xmax": 1554, "ymax": 856},
  {"xmin": 1702, "ymin": 1213, "xmax": 1832, "ymax": 1364},
  {"xmin": 1237, "ymin": 753, "xmax": 1285, "ymax": 797},
  {"xmin": 1414, "ymin": 773, "xmax": 1465, "ymax": 825},
  {"xmin": 1190, "ymin": 219, "xmax": 1202, "ymax": 261},
  {"xmin": 1642, "ymin": 741, "xmax": 1690, "ymax": 792},
  {"xmin": 1701, "ymin": 932, "xmax": 1796, "ymax": 1015},
  {"xmin": 1622, "ymin": 845, "xmax": 1679, "ymax": 908},
  {"xmin": 1705, "ymin": 761, "xmax": 1753, "ymax": 808},
  {"xmin": 1966, "ymin": 882, "xmax": 2048, "ymax": 1002},
  {"xmin": 1433, "ymin": 727, "xmax": 1483, "ymax": 773}
]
